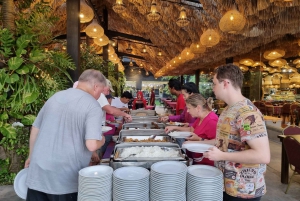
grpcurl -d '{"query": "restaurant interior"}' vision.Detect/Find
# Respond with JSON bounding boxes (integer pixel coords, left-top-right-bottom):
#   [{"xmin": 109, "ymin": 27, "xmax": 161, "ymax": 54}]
[{"xmin": 1, "ymin": 0, "xmax": 300, "ymax": 201}]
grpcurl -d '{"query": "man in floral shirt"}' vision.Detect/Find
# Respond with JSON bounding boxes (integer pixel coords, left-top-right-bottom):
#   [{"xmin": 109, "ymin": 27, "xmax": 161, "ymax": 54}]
[{"xmin": 204, "ymin": 64, "xmax": 270, "ymax": 201}]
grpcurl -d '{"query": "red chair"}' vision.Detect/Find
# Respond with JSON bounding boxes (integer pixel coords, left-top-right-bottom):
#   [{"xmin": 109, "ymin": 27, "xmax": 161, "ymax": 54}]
[
  {"xmin": 283, "ymin": 136, "xmax": 300, "ymax": 193},
  {"xmin": 282, "ymin": 125, "xmax": 300, "ymax": 135},
  {"xmin": 282, "ymin": 103, "xmax": 291, "ymax": 124}
]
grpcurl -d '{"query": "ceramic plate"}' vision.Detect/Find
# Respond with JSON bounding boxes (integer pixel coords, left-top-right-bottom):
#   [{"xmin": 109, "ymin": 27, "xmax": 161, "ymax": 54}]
[
  {"xmin": 168, "ymin": 131, "xmax": 191, "ymax": 138},
  {"xmin": 182, "ymin": 143, "xmax": 214, "ymax": 153},
  {"xmin": 14, "ymin": 168, "xmax": 28, "ymax": 199},
  {"xmin": 166, "ymin": 122, "xmax": 184, "ymax": 126},
  {"xmin": 102, "ymin": 126, "xmax": 112, "ymax": 133}
]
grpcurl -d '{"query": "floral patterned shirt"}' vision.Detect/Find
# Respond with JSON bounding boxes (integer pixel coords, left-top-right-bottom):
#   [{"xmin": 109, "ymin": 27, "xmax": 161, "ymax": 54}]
[{"xmin": 215, "ymin": 99, "xmax": 267, "ymax": 198}]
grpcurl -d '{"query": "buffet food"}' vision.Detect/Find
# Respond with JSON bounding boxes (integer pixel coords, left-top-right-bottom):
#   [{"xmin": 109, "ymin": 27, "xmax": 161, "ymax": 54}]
[
  {"xmin": 119, "ymin": 146, "xmax": 179, "ymax": 158},
  {"xmin": 124, "ymin": 138, "xmax": 167, "ymax": 143}
]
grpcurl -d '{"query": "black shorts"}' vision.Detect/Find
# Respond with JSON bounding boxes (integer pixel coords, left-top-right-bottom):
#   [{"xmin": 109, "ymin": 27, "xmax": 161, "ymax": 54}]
[
  {"xmin": 26, "ymin": 188, "xmax": 77, "ymax": 201},
  {"xmin": 223, "ymin": 192, "xmax": 262, "ymax": 201}
]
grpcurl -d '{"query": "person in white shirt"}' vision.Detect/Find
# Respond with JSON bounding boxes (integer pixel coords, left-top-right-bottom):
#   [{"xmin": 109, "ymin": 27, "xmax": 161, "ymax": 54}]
[{"xmin": 111, "ymin": 91, "xmax": 133, "ymax": 112}]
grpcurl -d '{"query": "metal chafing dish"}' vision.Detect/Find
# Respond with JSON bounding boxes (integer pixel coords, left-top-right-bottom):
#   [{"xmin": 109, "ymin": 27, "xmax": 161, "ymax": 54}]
[
  {"xmin": 109, "ymin": 143, "xmax": 189, "ymax": 170},
  {"xmin": 130, "ymin": 110, "xmax": 156, "ymax": 116},
  {"xmin": 131, "ymin": 116, "xmax": 159, "ymax": 123},
  {"xmin": 122, "ymin": 122, "xmax": 165, "ymax": 129},
  {"xmin": 118, "ymin": 129, "xmax": 172, "ymax": 143}
]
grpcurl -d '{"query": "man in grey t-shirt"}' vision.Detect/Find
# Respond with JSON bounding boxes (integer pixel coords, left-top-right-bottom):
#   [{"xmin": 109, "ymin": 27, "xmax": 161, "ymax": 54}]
[{"xmin": 24, "ymin": 69, "xmax": 106, "ymax": 201}]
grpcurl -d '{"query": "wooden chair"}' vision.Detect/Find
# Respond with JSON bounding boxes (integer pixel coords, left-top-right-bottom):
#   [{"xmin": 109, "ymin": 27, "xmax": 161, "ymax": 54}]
[
  {"xmin": 266, "ymin": 105, "xmax": 274, "ymax": 116},
  {"xmin": 283, "ymin": 136, "xmax": 300, "ymax": 194},
  {"xmin": 282, "ymin": 103, "xmax": 291, "ymax": 123},
  {"xmin": 282, "ymin": 125, "xmax": 300, "ymax": 135}
]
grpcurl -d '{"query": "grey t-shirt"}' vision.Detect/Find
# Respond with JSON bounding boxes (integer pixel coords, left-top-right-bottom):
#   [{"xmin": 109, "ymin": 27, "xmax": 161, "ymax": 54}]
[{"xmin": 26, "ymin": 88, "xmax": 103, "ymax": 194}]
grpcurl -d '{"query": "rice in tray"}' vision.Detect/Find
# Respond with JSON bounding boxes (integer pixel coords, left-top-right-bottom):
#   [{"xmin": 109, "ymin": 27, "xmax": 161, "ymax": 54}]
[{"xmin": 120, "ymin": 146, "xmax": 179, "ymax": 158}]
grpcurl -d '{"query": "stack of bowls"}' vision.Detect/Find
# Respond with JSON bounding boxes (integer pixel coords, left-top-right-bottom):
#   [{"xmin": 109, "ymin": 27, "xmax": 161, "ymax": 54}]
[
  {"xmin": 78, "ymin": 165, "xmax": 113, "ymax": 201},
  {"xmin": 113, "ymin": 166, "xmax": 150, "ymax": 201},
  {"xmin": 187, "ymin": 165, "xmax": 223, "ymax": 201},
  {"xmin": 150, "ymin": 161, "xmax": 187, "ymax": 201}
]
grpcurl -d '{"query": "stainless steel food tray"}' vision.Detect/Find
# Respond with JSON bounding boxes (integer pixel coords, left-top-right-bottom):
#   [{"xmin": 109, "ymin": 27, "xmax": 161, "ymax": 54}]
[
  {"xmin": 122, "ymin": 122, "xmax": 165, "ymax": 129},
  {"xmin": 130, "ymin": 110, "xmax": 156, "ymax": 116},
  {"xmin": 119, "ymin": 129, "xmax": 166, "ymax": 137},
  {"xmin": 130, "ymin": 116, "xmax": 159, "ymax": 123},
  {"xmin": 119, "ymin": 135, "xmax": 172, "ymax": 143},
  {"xmin": 112, "ymin": 143, "xmax": 184, "ymax": 161}
]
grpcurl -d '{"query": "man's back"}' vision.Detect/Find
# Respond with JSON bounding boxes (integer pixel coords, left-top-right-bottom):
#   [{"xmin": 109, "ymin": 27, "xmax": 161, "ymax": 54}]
[{"xmin": 26, "ymin": 88, "xmax": 103, "ymax": 194}]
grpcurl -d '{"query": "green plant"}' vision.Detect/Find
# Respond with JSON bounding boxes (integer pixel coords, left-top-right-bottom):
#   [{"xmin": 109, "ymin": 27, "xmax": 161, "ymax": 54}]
[{"xmin": 0, "ymin": 2, "xmax": 75, "ymax": 184}]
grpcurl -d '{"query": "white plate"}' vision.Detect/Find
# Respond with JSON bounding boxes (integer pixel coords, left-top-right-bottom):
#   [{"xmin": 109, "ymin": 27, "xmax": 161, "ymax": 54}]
[
  {"xmin": 113, "ymin": 167, "xmax": 149, "ymax": 180},
  {"xmin": 166, "ymin": 122, "xmax": 184, "ymax": 126},
  {"xmin": 102, "ymin": 126, "xmax": 113, "ymax": 133},
  {"xmin": 168, "ymin": 131, "xmax": 191, "ymax": 138},
  {"xmin": 187, "ymin": 165, "xmax": 223, "ymax": 178},
  {"xmin": 151, "ymin": 161, "xmax": 187, "ymax": 175},
  {"xmin": 79, "ymin": 165, "xmax": 113, "ymax": 178},
  {"xmin": 182, "ymin": 143, "xmax": 214, "ymax": 153},
  {"xmin": 14, "ymin": 168, "xmax": 28, "ymax": 199}
]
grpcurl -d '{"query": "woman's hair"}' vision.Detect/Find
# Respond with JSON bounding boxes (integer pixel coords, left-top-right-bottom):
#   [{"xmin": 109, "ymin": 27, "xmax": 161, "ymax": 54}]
[
  {"xmin": 181, "ymin": 82, "xmax": 199, "ymax": 94},
  {"xmin": 186, "ymin": 94, "xmax": 214, "ymax": 111}
]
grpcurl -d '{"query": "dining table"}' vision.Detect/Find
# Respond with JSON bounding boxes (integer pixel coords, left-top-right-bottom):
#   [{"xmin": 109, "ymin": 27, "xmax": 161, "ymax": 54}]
[{"xmin": 277, "ymin": 134, "xmax": 300, "ymax": 184}]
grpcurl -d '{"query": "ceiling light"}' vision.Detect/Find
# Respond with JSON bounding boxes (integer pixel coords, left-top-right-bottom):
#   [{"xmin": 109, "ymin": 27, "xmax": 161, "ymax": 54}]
[
  {"xmin": 176, "ymin": 7, "xmax": 190, "ymax": 27},
  {"xmin": 112, "ymin": 0, "xmax": 126, "ymax": 14},
  {"xmin": 126, "ymin": 43, "xmax": 133, "ymax": 53},
  {"xmin": 147, "ymin": 1, "xmax": 161, "ymax": 22}
]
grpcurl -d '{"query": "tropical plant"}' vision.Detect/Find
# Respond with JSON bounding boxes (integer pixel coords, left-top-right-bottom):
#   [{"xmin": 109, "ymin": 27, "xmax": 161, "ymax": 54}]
[
  {"xmin": 0, "ymin": 2, "xmax": 75, "ymax": 184},
  {"xmin": 80, "ymin": 43, "xmax": 126, "ymax": 96}
]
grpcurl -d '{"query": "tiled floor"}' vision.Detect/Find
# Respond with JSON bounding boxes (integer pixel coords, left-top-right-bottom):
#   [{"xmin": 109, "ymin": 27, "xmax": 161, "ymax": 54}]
[{"xmin": 1, "ymin": 106, "xmax": 299, "ymax": 201}]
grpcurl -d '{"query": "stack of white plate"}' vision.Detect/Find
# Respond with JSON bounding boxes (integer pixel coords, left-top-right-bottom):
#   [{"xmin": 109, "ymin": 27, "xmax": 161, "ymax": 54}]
[
  {"xmin": 78, "ymin": 165, "xmax": 113, "ymax": 201},
  {"xmin": 187, "ymin": 165, "xmax": 223, "ymax": 201},
  {"xmin": 113, "ymin": 166, "xmax": 150, "ymax": 201},
  {"xmin": 150, "ymin": 161, "xmax": 187, "ymax": 201}
]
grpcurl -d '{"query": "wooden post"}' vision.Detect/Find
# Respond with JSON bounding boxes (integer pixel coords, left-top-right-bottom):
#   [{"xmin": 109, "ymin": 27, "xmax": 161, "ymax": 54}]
[
  {"xmin": 67, "ymin": 0, "xmax": 80, "ymax": 83},
  {"xmin": 195, "ymin": 69, "xmax": 200, "ymax": 90}
]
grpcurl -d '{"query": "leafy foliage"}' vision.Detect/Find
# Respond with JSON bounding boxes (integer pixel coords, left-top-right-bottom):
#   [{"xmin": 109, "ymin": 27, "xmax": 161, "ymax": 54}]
[{"xmin": 0, "ymin": 2, "xmax": 75, "ymax": 184}]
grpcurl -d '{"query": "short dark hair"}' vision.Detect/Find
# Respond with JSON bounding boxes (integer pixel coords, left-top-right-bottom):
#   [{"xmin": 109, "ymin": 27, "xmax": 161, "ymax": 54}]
[
  {"xmin": 214, "ymin": 64, "xmax": 244, "ymax": 89},
  {"xmin": 168, "ymin": 78, "xmax": 181, "ymax": 91},
  {"xmin": 121, "ymin": 91, "xmax": 133, "ymax": 99},
  {"xmin": 182, "ymin": 82, "xmax": 199, "ymax": 94}
]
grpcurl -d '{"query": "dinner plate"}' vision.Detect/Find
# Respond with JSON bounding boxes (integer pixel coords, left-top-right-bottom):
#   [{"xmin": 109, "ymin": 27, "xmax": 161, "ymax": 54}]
[
  {"xmin": 102, "ymin": 126, "xmax": 112, "ymax": 133},
  {"xmin": 166, "ymin": 122, "xmax": 184, "ymax": 126},
  {"xmin": 168, "ymin": 131, "xmax": 191, "ymax": 138},
  {"xmin": 14, "ymin": 168, "xmax": 28, "ymax": 199},
  {"xmin": 182, "ymin": 143, "xmax": 214, "ymax": 153}
]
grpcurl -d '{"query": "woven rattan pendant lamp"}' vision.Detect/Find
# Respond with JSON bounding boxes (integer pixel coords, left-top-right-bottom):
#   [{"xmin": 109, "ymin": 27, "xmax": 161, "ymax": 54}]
[
  {"xmin": 85, "ymin": 19, "xmax": 104, "ymax": 38},
  {"xmin": 147, "ymin": 1, "xmax": 161, "ymax": 22},
  {"xmin": 94, "ymin": 35, "xmax": 109, "ymax": 46},
  {"xmin": 79, "ymin": 0, "xmax": 94, "ymax": 23},
  {"xmin": 113, "ymin": 0, "xmax": 126, "ymax": 14},
  {"xmin": 263, "ymin": 49, "xmax": 285, "ymax": 60},
  {"xmin": 190, "ymin": 42, "xmax": 206, "ymax": 54},
  {"xmin": 219, "ymin": 8, "xmax": 246, "ymax": 34},
  {"xmin": 239, "ymin": 59, "xmax": 254, "ymax": 66},
  {"xmin": 269, "ymin": 59, "xmax": 287, "ymax": 67},
  {"xmin": 200, "ymin": 29, "xmax": 220, "ymax": 47},
  {"xmin": 176, "ymin": 7, "xmax": 190, "ymax": 27}
]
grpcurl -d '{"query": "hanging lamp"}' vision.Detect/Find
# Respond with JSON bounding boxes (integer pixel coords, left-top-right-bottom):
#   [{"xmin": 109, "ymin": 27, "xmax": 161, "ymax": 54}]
[
  {"xmin": 85, "ymin": 19, "xmax": 104, "ymax": 38},
  {"xmin": 79, "ymin": 0, "xmax": 94, "ymax": 23},
  {"xmin": 219, "ymin": 8, "xmax": 246, "ymax": 34},
  {"xmin": 94, "ymin": 35, "xmax": 109, "ymax": 46},
  {"xmin": 126, "ymin": 43, "xmax": 133, "ymax": 53},
  {"xmin": 142, "ymin": 45, "xmax": 147, "ymax": 53},
  {"xmin": 112, "ymin": 0, "xmax": 126, "ymax": 14},
  {"xmin": 157, "ymin": 50, "xmax": 162, "ymax": 57},
  {"xmin": 263, "ymin": 49, "xmax": 285, "ymax": 60},
  {"xmin": 147, "ymin": 1, "xmax": 161, "ymax": 22},
  {"xmin": 129, "ymin": 59, "xmax": 134, "ymax": 67},
  {"xmin": 200, "ymin": 29, "xmax": 220, "ymax": 47},
  {"xmin": 190, "ymin": 42, "xmax": 206, "ymax": 54},
  {"xmin": 176, "ymin": 7, "xmax": 190, "ymax": 27}
]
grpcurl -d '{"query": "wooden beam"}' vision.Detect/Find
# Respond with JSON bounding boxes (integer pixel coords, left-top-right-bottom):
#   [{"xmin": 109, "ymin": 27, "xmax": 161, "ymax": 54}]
[
  {"xmin": 108, "ymin": 30, "xmax": 152, "ymax": 44},
  {"xmin": 66, "ymin": 0, "xmax": 80, "ymax": 84},
  {"xmin": 117, "ymin": 52, "xmax": 146, "ymax": 61}
]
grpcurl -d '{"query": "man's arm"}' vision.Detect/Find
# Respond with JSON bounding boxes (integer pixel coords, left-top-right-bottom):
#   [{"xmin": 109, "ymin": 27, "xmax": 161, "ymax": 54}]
[
  {"xmin": 24, "ymin": 126, "xmax": 39, "ymax": 168},
  {"xmin": 204, "ymin": 136, "xmax": 270, "ymax": 164},
  {"xmin": 103, "ymin": 105, "xmax": 132, "ymax": 121},
  {"xmin": 86, "ymin": 137, "xmax": 105, "ymax": 152}
]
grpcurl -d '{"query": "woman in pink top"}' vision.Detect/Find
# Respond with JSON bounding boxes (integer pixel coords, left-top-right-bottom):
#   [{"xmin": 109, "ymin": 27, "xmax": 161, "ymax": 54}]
[{"xmin": 165, "ymin": 94, "xmax": 218, "ymax": 166}]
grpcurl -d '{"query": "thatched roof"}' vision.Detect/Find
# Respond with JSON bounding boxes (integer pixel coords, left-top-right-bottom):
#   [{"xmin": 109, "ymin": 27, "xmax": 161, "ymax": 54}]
[{"xmin": 53, "ymin": 0, "xmax": 300, "ymax": 76}]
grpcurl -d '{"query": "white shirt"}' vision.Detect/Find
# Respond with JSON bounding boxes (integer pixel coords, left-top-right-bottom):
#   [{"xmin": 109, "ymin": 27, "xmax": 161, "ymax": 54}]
[
  {"xmin": 111, "ymin": 97, "xmax": 128, "ymax": 109},
  {"xmin": 97, "ymin": 93, "xmax": 109, "ymax": 125}
]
